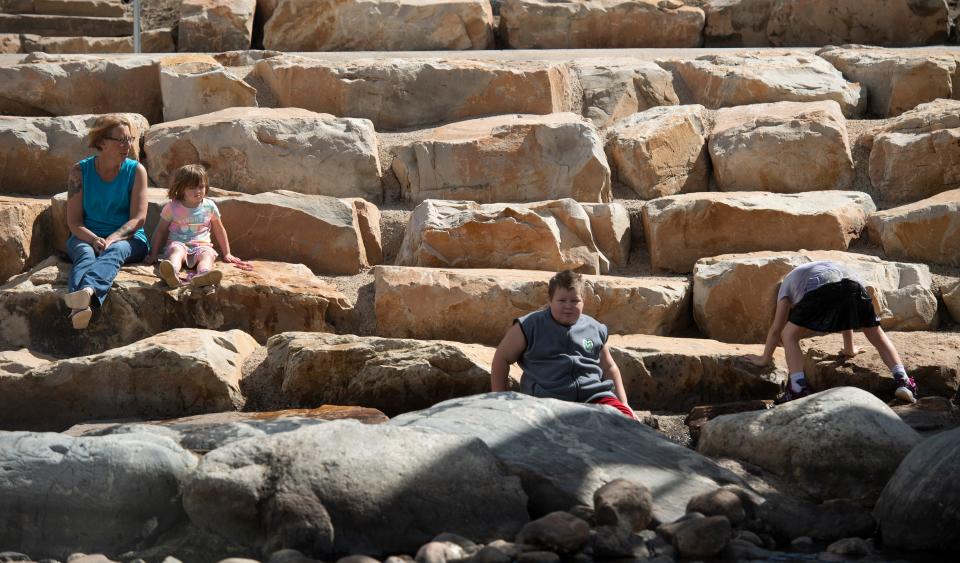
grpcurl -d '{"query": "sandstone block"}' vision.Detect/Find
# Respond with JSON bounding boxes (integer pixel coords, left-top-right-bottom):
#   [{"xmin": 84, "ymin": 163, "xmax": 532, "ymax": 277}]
[
  {"xmin": 709, "ymin": 101, "xmax": 854, "ymax": 192},
  {"xmin": 607, "ymin": 104, "xmax": 709, "ymax": 199},
  {"xmin": 35, "ymin": 0, "xmax": 126, "ymax": 17},
  {"xmin": 573, "ymin": 59, "xmax": 679, "ymax": 128},
  {"xmin": 868, "ymin": 99, "xmax": 960, "ymax": 203},
  {"xmin": 692, "ymin": 250, "xmax": 938, "ymax": 343},
  {"xmin": 374, "ymin": 266, "xmax": 690, "ymax": 345},
  {"xmin": 581, "ymin": 202, "xmax": 630, "ymax": 268},
  {"xmin": 643, "ymin": 191, "xmax": 876, "ymax": 273},
  {"xmin": 263, "ymin": 0, "xmax": 494, "ymax": 51},
  {"xmin": 0, "ymin": 328, "xmax": 258, "ymax": 431},
  {"xmin": 178, "ymin": 0, "xmax": 256, "ymax": 52},
  {"xmin": 945, "ymin": 280, "xmax": 960, "ymax": 323},
  {"xmin": 658, "ymin": 52, "xmax": 864, "ymax": 117},
  {"xmin": 144, "ymin": 107, "xmax": 381, "ymax": 200},
  {"xmin": 0, "ymin": 33, "xmax": 21, "ymax": 53},
  {"xmin": 393, "ymin": 113, "xmax": 611, "ymax": 204},
  {"xmin": 253, "ymin": 55, "xmax": 575, "ymax": 131},
  {"xmin": 0, "ymin": 113, "xmax": 149, "ymax": 196},
  {"xmin": 499, "ymin": 0, "xmax": 705, "ymax": 48},
  {"xmin": 0, "ymin": 196, "xmax": 49, "ymax": 283},
  {"xmin": 698, "ymin": 387, "xmax": 921, "ymax": 504},
  {"xmin": 701, "ymin": 0, "xmax": 773, "ymax": 47},
  {"xmin": 0, "ymin": 347, "xmax": 51, "ymax": 375},
  {"xmin": 21, "ymin": 29, "xmax": 175, "ymax": 54},
  {"xmin": 868, "ymin": 188, "xmax": 960, "ymax": 266},
  {"xmin": 160, "ymin": 56, "xmax": 257, "ymax": 122},
  {"xmin": 0, "ymin": 13, "xmax": 132, "ymax": 36}
]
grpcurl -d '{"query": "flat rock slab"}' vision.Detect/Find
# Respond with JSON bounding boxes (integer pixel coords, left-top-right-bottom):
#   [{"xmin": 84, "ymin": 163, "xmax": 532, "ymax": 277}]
[
  {"xmin": 709, "ymin": 100, "xmax": 853, "ymax": 193},
  {"xmin": 0, "ymin": 13, "xmax": 132, "ymax": 36},
  {"xmin": 0, "ymin": 195, "xmax": 50, "ymax": 283},
  {"xmin": 499, "ymin": 0, "xmax": 705, "ymax": 48},
  {"xmin": 391, "ymin": 392, "xmax": 747, "ymax": 523},
  {"xmin": 802, "ymin": 331, "xmax": 960, "ymax": 400},
  {"xmin": 179, "ymin": 0, "xmax": 256, "ymax": 53},
  {"xmin": 868, "ymin": 188, "xmax": 960, "ymax": 267},
  {"xmin": 0, "ymin": 113, "xmax": 149, "ymax": 196},
  {"xmin": 573, "ymin": 59, "xmax": 679, "ymax": 128},
  {"xmin": 0, "ymin": 258, "xmax": 351, "ymax": 357},
  {"xmin": 374, "ymin": 266, "xmax": 691, "ymax": 345},
  {"xmin": 0, "ymin": 328, "xmax": 258, "ymax": 431},
  {"xmin": 144, "ymin": 107, "xmax": 381, "ymax": 201},
  {"xmin": 868, "ymin": 99, "xmax": 960, "ymax": 204},
  {"xmin": 658, "ymin": 51, "xmax": 864, "ymax": 117},
  {"xmin": 24, "ymin": 0, "xmax": 127, "ymax": 17},
  {"xmin": 159, "ymin": 56, "xmax": 257, "ymax": 122},
  {"xmin": 698, "ymin": 386, "xmax": 921, "ymax": 505},
  {"xmin": 242, "ymin": 332, "xmax": 520, "ymax": 416},
  {"xmin": 21, "ymin": 29, "xmax": 175, "ymax": 54},
  {"xmin": 263, "ymin": 0, "xmax": 494, "ymax": 51},
  {"xmin": 252, "ymin": 55, "xmax": 575, "ymax": 131},
  {"xmin": 607, "ymin": 334, "xmax": 786, "ymax": 411},
  {"xmin": 397, "ymin": 199, "xmax": 627, "ymax": 274},
  {"xmin": 393, "ymin": 113, "xmax": 611, "ymax": 204},
  {"xmin": 643, "ymin": 191, "xmax": 876, "ymax": 273},
  {"xmin": 183, "ymin": 421, "xmax": 528, "ymax": 557},
  {"xmin": 700, "ymin": 0, "xmax": 773, "ymax": 47},
  {"xmin": 692, "ymin": 250, "xmax": 939, "ymax": 343}
]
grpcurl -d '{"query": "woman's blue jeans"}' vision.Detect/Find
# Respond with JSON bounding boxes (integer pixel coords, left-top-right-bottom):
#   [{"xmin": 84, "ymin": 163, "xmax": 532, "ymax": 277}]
[{"xmin": 66, "ymin": 235, "xmax": 148, "ymax": 306}]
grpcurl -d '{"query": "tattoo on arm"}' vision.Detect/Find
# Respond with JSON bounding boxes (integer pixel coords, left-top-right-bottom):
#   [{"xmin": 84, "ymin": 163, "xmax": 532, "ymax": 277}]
[
  {"xmin": 113, "ymin": 220, "xmax": 137, "ymax": 239},
  {"xmin": 67, "ymin": 165, "xmax": 82, "ymax": 197}
]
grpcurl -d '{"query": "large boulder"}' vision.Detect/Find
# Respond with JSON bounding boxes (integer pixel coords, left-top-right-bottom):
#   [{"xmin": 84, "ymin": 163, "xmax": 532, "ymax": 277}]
[
  {"xmin": 700, "ymin": 0, "xmax": 773, "ymax": 46},
  {"xmin": 397, "ymin": 199, "xmax": 626, "ymax": 274},
  {"xmin": 0, "ymin": 328, "xmax": 258, "ymax": 431},
  {"xmin": 608, "ymin": 334, "xmax": 786, "ymax": 411},
  {"xmin": 643, "ymin": 191, "xmax": 876, "ymax": 273},
  {"xmin": 606, "ymin": 104, "xmax": 709, "ymax": 199},
  {"xmin": 868, "ymin": 188, "xmax": 960, "ymax": 267},
  {"xmin": 0, "ymin": 195, "xmax": 49, "ymax": 283},
  {"xmin": 392, "ymin": 113, "xmax": 611, "ymax": 204},
  {"xmin": 698, "ymin": 387, "xmax": 921, "ymax": 505},
  {"xmin": 802, "ymin": 331, "xmax": 960, "ymax": 400},
  {"xmin": 0, "ymin": 54, "xmax": 163, "ymax": 123},
  {"xmin": 373, "ymin": 266, "xmax": 691, "ymax": 345},
  {"xmin": 263, "ymin": 0, "xmax": 494, "ymax": 51},
  {"xmin": 0, "ymin": 113, "xmax": 149, "ymax": 196},
  {"xmin": 183, "ymin": 421, "xmax": 529, "ymax": 557},
  {"xmin": 242, "ymin": 332, "xmax": 520, "ymax": 416},
  {"xmin": 709, "ymin": 100, "xmax": 854, "ymax": 192},
  {"xmin": 692, "ymin": 250, "xmax": 939, "ymax": 343},
  {"xmin": 0, "ymin": 258, "xmax": 351, "ymax": 357},
  {"xmin": 159, "ymin": 56, "xmax": 257, "ymax": 122},
  {"xmin": 20, "ymin": 29, "xmax": 175, "ymax": 54},
  {"xmin": 391, "ymin": 392, "xmax": 746, "ymax": 522},
  {"xmin": 766, "ymin": 0, "xmax": 949, "ymax": 47},
  {"xmin": 253, "ymin": 55, "xmax": 575, "ymax": 131},
  {"xmin": 144, "ymin": 107, "xmax": 382, "ymax": 201},
  {"xmin": 658, "ymin": 52, "xmax": 864, "ymax": 117},
  {"xmin": 868, "ymin": 99, "xmax": 960, "ymax": 204},
  {"xmin": 572, "ymin": 59, "xmax": 679, "ymax": 128},
  {"xmin": 178, "ymin": 0, "xmax": 256, "ymax": 52},
  {"xmin": 874, "ymin": 426, "xmax": 960, "ymax": 551}
]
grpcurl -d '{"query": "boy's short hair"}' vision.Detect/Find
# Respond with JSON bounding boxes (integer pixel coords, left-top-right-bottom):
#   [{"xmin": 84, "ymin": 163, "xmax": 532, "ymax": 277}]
[
  {"xmin": 87, "ymin": 114, "xmax": 138, "ymax": 158},
  {"xmin": 548, "ymin": 269, "xmax": 585, "ymax": 298},
  {"xmin": 168, "ymin": 164, "xmax": 208, "ymax": 201}
]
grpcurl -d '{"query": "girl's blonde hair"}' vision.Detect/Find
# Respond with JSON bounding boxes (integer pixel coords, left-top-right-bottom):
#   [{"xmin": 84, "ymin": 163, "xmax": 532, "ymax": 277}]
[
  {"xmin": 168, "ymin": 164, "xmax": 208, "ymax": 201},
  {"xmin": 87, "ymin": 114, "xmax": 139, "ymax": 159}
]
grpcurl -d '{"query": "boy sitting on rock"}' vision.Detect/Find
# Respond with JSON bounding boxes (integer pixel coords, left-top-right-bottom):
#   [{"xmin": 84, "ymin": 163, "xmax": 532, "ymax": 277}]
[{"xmin": 491, "ymin": 269, "xmax": 637, "ymax": 419}]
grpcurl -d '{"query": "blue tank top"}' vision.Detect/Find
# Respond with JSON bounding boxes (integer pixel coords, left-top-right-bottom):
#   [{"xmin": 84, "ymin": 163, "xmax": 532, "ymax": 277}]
[{"xmin": 78, "ymin": 156, "xmax": 148, "ymax": 246}]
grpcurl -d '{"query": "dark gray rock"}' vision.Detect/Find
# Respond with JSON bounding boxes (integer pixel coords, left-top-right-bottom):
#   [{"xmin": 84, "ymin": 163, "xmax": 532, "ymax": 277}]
[
  {"xmin": 672, "ymin": 515, "xmax": 732, "ymax": 558},
  {"xmin": 592, "ymin": 526, "xmax": 649, "ymax": 558},
  {"xmin": 685, "ymin": 488, "xmax": 746, "ymax": 525},
  {"xmin": 826, "ymin": 537, "xmax": 871, "ymax": 556},
  {"xmin": 593, "ymin": 478, "xmax": 653, "ymax": 531},
  {"xmin": 515, "ymin": 512, "xmax": 590, "ymax": 554},
  {"xmin": 758, "ymin": 497, "xmax": 875, "ymax": 543}
]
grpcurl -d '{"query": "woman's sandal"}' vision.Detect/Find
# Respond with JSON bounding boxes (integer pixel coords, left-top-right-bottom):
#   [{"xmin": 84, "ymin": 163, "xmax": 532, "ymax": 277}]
[
  {"xmin": 191, "ymin": 269, "xmax": 223, "ymax": 288},
  {"xmin": 69, "ymin": 307, "xmax": 92, "ymax": 330}
]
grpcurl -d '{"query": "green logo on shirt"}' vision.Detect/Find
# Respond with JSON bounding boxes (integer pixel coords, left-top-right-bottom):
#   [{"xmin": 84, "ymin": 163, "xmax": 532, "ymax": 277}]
[{"xmin": 582, "ymin": 338, "xmax": 594, "ymax": 351}]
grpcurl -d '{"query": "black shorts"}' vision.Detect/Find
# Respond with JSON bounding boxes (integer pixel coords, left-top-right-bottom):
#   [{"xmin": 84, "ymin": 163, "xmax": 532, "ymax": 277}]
[{"xmin": 788, "ymin": 279, "xmax": 880, "ymax": 333}]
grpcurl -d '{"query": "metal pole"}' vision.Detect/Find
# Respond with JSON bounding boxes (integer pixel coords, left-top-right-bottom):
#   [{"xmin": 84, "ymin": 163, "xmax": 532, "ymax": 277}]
[{"xmin": 133, "ymin": 0, "xmax": 141, "ymax": 54}]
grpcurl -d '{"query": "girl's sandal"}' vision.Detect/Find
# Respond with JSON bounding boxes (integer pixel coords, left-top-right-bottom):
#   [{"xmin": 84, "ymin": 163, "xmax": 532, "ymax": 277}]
[{"xmin": 191, "ymin": 269, "xmax": 223, "ymax": 288}]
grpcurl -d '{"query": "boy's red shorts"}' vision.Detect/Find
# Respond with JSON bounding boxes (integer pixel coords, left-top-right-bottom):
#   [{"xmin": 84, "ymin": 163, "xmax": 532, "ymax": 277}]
[{"xmin": 591, "ymin": 396, "xmax": 636, "ymax": 419}]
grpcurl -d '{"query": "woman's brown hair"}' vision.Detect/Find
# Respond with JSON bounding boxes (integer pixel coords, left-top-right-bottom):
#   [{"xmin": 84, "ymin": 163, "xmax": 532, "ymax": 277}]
[
  {"xmin": 168, "ymin": 164, "xmax": 208, "ymax": 201},
  {"xmin": 86, "ymin": 114, "xmax": 139, "ymax": 159}
]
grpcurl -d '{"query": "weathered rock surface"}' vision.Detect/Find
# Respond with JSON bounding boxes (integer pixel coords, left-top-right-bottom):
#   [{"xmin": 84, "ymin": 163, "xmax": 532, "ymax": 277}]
[
  {"xmin": 802, "ymin": 331, "xmax": 960, "ymax": 400},
  {"xmin": 698, "ymin": 387, "xmax": 921, "ymax": 504},
  {"xmin": 0, "ymin": 195, "xmax": 49, "ymax": 283},
  {"xmin": 393, "ymin": 113, "xmax": 610, "ymax": 204},
  {"xmin": 700, "ymin": 0, "xmax": 773, "ymax": 47},
  {"xmin": 0, "ymin": 113, "xmax": 149, "ymax": 196},
  {"xmin": 0, "ymin": 347, "xmax": 50, "ymax": 374},
  {"xmin": 868, "ymin": 99, "xmax": 960, "ymax": 203},
  {"xmin": 709, "ymin": 101, "xmax": 854, "ymax": 192},
  {"xmin": 21, "ymin": 29, "xmax": 175, "ymax": 54},
  {"xmin": 183, "ymin": 421, "xmax": 528, "ymax": 557},
  {"xmin": 673, "ymin": 515, "xmax": 732, "ymax": 558},
  {"xmin": 692, "ymin": 251, "xmax": 939, "ymax": 343},
  {"xmin": 374, "ymin": 266, "xmax": 691, "ymax": 345},
  {"xmin": 874, "ymin": 426, "xmax": 960, "ymax": 551},
  {"xmin": 500, "ymin": 0, "xmax": 705, "ymax": 48},
  {"xmin": 868, "ymin": 188, "xmax": 960, "ymax": 266},
  {"xmin": 0, "ymin": 432, "xmax": 196, "ymax": 561},
  {"xmin": 392, "ymin": 392, "xmax": 745, "ymax": 523},
  {"xmin": 0, "ymin": 328, "xmax": 257, "ymax": 431},
  {"xmin": 0, "ymin": 258, "xmax": 351, "ymax": 357},
  {"xmin": 263, "ymin": 0, "xmax": 494, "ymax": 51},
  {"xmin": 397, "ymin": 199, "xmax": 625, "ymax": 274},
  {"xmin": 160, "ymin": 56, "xmax": 257, "ymax": 122},
  {"xmin": 756, "ymin": 496, "xmax": 876, "ymax": 544},
  {"xmin": 606, "ymin": 104, "xmax": 709, "ymax": 199},
  {"xmin": 581, "ymin": 202, "xmax": 630, "ymax": 268},
  {"xmin": 608, "ymin": 334, "xmax": 786, "ymax": 411},
  {"xmin": 594, "ymin": 478, "xmax": 653, "ymax": 532},
  {"xmin": 643, "ymin": 191, "xmax": 876, "ymax": 273},
  {"xmin": 0, "ymin": 32, "xmax": 20, "ymax": 53},
  {"xmin": 144, "ymin": 107, "xmax": 381, "ymax": 201},
  {"xmin": 573, "ymin": 59, "xmax": 679, "ymax": 128},
  {"xmin": 253, "ymin": 55, "xmax": 575, "ymax": 131},
  {"xmin": 0, "ymin": 12, "xmax": 132, "ymax": 36},
  {"xmin": 179, "ymin": 0, "xmax": 256, "ymax": 52},
  {"xmin": 658, "ymin": 52, "xmax": 864, "ymax": 117},
  {"xmin": 946, "ymin": 280, "xmax": 960, "ymax": 323}
]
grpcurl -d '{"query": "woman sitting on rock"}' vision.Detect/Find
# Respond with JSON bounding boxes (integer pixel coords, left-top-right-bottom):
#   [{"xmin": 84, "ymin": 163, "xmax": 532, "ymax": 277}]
[{"xmin": 62, "ymin": 114, "xmax": 149, "ymax": 330}]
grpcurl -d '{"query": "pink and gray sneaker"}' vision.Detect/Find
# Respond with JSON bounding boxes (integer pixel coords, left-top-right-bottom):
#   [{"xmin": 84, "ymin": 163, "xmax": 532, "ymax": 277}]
[
  {"xmin": 894, "ymin": 376, "xmax": 918, "ymax": 403},
  {"xmin": 775, "ymin": 378, "xmax": 811, "ymax": 405}
]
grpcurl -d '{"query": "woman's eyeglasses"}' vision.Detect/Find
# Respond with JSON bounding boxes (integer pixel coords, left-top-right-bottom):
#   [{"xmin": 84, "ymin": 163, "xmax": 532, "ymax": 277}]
[{"xmin": 105, "ymin": 136, "xmax": 135, "ymax": 145}]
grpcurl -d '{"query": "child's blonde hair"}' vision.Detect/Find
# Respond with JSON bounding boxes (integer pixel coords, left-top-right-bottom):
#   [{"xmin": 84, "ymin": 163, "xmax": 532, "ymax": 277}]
[{"xmin": 168, "ymin": 164, "xmax": 208, "ymax": 201}]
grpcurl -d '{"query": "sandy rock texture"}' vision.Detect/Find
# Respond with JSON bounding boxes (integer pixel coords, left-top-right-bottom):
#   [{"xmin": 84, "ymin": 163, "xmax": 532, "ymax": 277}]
[
  {"xmin": 0, "ymin": 195, "xmax": 49, "ymax": 283},
  {"xmin": 178, "ymin": 0, "xmax": 256, "ymax": 52},
  {"xmin": 868, "ymin": 188, "xmax": 960, "ymax": 267},
  {"xmin": 159, "ymin": 55, "xmax": 257, "ymax": 122}
]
